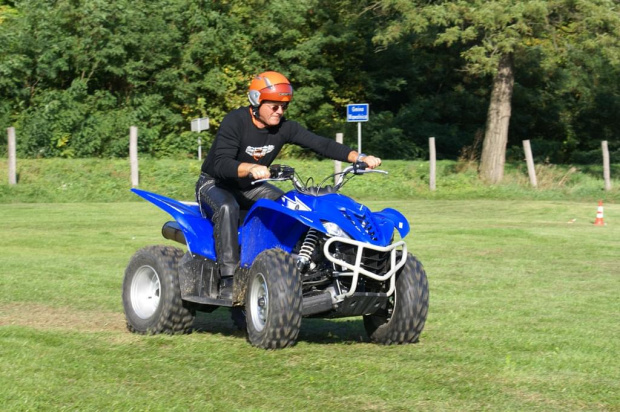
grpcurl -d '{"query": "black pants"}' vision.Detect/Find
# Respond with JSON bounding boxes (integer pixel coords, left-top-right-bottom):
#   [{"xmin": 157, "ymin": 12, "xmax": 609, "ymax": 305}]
[{"xmin": 195, "ymin": 173, "xmax": 284, "ymax": 278}]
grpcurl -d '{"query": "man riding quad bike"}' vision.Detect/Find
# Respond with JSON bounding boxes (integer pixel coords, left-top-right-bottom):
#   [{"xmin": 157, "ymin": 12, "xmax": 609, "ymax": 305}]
[{"xmin": 122, "ymin": 71, "xmax": 429, "ymax": 349}]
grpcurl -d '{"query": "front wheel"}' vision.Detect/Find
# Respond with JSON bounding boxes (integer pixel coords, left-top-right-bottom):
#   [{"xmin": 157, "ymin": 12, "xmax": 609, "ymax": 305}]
[
  {"xmin": 363, "ymin": 253, "xmax": 429, "ymax": 344},
  {"xmin": 245, "ymin": 249, "xmax": 302, "ymax": 349},
  {"xmin": 122, "ymin": 245, "xmax": 195, "ymax": 334}
]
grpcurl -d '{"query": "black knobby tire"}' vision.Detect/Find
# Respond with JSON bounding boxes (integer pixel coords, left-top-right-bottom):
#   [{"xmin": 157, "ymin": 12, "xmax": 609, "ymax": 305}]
[
  {"xmin": 363, "ymin": 253, "xmax": 429, "ymax": 344},
  {"xmin": 122, "ymin": 245, "xmax": 195, "ymax": 335},
  {"xmin": 245, "ymin": 249, "xmax": 303, "ymax": 349}
]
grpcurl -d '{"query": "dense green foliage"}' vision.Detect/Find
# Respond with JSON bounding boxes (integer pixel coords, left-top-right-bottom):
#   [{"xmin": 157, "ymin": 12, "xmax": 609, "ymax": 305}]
[
  {"xmin": 374, "ymin": 0, "xmax": 620, "ymax": 165},
  {"xmin": 1, "ymin": 0, "xmax": 619, "ymax": 162}
]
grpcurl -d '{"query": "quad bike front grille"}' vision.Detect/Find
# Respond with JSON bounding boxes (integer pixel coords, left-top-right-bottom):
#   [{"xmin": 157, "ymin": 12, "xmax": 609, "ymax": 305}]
[
  {"xmin": 337, "ymin": 243, "xmax": 390, "ymax": 274},
  {"xmin": 323, "ymin": 237, "xmax": 407, "ymax": 300}
]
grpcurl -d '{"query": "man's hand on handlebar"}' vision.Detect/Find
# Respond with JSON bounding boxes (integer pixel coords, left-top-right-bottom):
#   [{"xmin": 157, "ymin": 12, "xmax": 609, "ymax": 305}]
[
  {"xmin": 361, "ymin": 155, "xmax": 381, "ymax": 169},
  {"xmin": 249, "ymin": 164, "xmax": 270, "ymax": 180},
  {"xmin": 348, "ymin": 151, "xmax": 381, "ymax": 169}
]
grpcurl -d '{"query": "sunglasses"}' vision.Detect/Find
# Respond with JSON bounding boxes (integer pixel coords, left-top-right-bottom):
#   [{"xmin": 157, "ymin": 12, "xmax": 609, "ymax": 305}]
[{"xmin": 265, "ymin": 103, "xmax": 289, "ymax": 112}]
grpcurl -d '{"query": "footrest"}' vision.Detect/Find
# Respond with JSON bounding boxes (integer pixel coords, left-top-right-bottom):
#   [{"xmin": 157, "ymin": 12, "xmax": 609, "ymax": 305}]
[{"xmin": 182, "ymin": 295, "xmax": 233, "ymax": 307}]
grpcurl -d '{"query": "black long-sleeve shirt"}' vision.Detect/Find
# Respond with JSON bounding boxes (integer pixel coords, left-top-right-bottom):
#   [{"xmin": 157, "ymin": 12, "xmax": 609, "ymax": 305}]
[{"xmin": 201, "ymin": 106, "xmax": 353, "ymax": 189}]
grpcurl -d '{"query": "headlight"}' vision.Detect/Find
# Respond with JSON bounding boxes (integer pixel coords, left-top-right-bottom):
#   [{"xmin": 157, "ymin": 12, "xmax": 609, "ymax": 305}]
[{"xmin": 322, "ymin": 221, "xmax": 350, "ymax": 238}]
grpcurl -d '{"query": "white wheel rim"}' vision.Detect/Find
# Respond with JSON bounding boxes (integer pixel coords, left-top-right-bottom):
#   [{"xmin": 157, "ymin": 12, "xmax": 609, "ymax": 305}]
[
  {"xmin": 131, "ymin": 265, "xmax": 161, "ymax": 319},
  {"xmin": 249, "ymin": 273, "xmax": 269, "ymax": 332}
]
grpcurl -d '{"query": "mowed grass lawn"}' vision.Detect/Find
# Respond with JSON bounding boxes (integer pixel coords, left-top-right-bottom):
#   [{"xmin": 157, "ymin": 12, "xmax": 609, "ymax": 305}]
[{"xmin": 1, "ymin": 199, "xmax": 618, "ymax": 411}]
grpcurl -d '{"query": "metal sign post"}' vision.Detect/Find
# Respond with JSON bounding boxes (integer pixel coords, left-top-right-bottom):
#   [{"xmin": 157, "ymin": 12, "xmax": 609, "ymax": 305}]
[
  {"xmin": 346, "ymin": 104, "xmax": 369, "ymax": 153},
  {"xmin": 191, "ymin": 117, "xmax": 210, "ymax": 160}
]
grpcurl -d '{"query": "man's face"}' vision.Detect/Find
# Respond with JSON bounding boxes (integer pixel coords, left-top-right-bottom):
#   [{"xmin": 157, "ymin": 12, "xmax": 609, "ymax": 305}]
[{"xmin": 257, "ymin": 101, "xmax": 289, "ymax": 127}]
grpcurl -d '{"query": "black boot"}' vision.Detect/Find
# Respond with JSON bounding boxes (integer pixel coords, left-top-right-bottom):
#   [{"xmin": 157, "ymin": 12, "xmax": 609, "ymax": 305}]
[{"xmin": 219, "ymin": 276, "xmax": 233, "ymax": 300}]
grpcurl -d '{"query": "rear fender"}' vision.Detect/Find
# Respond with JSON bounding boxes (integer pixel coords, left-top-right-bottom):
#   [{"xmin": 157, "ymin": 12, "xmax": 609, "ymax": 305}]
[
  {"xmin": 240, "ymin": 198, "xmax": 325, "ymax": 267},
  {"xmin": 131, "ymin": 189, "xmax": 216, "ymax": 259}
]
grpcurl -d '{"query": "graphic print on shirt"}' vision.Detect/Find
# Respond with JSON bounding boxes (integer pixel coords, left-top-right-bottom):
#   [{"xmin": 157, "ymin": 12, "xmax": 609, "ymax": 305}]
[{"xmin": 246, "ymin": 145, "xmax": 275, "ymax": 161}]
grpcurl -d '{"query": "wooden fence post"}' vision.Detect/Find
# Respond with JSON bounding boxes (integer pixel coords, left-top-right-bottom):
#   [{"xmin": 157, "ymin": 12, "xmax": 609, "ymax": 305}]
[
  {"xmin": 602, "ymin": 141, "xmax": 611, "ymax": 191},
  {"xmin": 7, "ymin": 127, "xmax": 16, "ymax": 185},
  {"xmin": 334, "ymin": 133, "xmax": 343, "ymax": 185},
  {"xmin": 130, "ymin": 126, "xmax": 139, "ymax": 188},
  {"xmin": 523, "ymin": 140, "xmax": 538, "ymax": 187},
  {"xmin": 429, "ymin": 137, "xmax": 436, "ymax": 191}
]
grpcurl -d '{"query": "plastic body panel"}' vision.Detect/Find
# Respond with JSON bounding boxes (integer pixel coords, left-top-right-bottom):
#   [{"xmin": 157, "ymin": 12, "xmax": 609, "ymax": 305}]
[
  {"xmin": 131, "ymin": 189, "xmax": 216, "ymax": 260},
  {"xmin": 132, "ymin": 188, "xmax": 410, "ymax": 269},
  {"xmin": 239, "ymin": 191, "xmax": 410, "ymax": 267}
]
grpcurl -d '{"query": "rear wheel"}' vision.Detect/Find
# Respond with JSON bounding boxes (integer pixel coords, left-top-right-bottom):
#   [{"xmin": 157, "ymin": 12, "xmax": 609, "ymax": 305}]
[
  {"xmin": 123, "ymin": 245, "xmax": 195, "ymax": 334},
  {"xmin": 363, "ymin": 253, "xmax": 429, "ymax": 344},
  {"xmin": 245, "ymin": 249, "xmax": 302, "ymax": 349}
]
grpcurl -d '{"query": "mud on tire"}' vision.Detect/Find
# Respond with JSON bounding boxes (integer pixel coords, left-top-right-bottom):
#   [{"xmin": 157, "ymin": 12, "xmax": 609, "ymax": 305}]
[
  {"xmin": 363, "ymin": 253, "xmax": 429, "ymax": 344},
  {"xmin": 123, "ymin": 245, "xmax": 195, "ymax": 334},
  {"xmin": 245, "ymin": 249, "xmax": 302, "ymax": 349}
]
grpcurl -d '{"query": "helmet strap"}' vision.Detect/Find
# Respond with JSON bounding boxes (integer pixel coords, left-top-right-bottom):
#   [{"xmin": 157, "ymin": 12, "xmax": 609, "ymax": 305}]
[{"xmin": 250, "ymin": 106, "xmax": 268, "ymax": 129}]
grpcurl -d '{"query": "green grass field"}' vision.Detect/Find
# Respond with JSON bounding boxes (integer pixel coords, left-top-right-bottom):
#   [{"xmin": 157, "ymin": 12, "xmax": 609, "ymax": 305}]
[{"xmin": 2, "ymin": 197, "xmax": 618, "ymax": 410}]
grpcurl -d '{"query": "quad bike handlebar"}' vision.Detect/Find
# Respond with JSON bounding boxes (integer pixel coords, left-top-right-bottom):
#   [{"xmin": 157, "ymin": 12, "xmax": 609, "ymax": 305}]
[{"xmin": 252, "ymin": 162, "xmax": 388, "ymax": 194}]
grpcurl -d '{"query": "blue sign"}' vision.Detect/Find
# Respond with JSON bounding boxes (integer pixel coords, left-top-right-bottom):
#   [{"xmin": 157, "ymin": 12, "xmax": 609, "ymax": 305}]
[{"xmin": 347, "ymin": 103, "xmax": 369, "ymax": 122}]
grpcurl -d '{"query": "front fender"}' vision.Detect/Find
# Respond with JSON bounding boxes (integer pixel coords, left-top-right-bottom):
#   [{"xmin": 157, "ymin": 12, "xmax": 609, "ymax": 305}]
[
  {"xmin": 374, "ymin": 208, "xmax": 410, "ymax": 238},
  {"xmin": 240, "ymin": 199, "xmax": 325, "ymax": 267}
]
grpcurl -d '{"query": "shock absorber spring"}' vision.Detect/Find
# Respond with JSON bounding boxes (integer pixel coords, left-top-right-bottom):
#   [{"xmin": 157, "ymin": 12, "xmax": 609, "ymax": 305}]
[{"xmin": 297, "ymin": 229, "xmax": 319, "ymax": 272}]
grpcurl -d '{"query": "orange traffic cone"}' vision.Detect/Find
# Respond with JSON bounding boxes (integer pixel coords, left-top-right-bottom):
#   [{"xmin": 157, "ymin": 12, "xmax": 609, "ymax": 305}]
[{"xmin": 594, "ymin": 200, "xmax": 605, "ymax": 226}]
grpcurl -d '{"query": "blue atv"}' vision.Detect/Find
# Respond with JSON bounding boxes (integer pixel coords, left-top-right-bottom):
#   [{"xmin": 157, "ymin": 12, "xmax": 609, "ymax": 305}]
[{"xmin": 122, "ymin": 163, "xmax": 429, "ymax": 349}]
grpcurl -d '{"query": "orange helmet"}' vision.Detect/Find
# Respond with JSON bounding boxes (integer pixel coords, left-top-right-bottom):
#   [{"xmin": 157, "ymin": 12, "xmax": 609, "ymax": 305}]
[{"xmin": 247, "ymin": 71, "xmax": 293, "ymax": 107}]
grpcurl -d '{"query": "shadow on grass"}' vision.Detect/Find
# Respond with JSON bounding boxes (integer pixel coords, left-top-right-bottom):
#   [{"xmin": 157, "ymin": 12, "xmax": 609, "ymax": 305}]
[
  {"xmin": 298, "ymin": 318, "xmax": 369, "ymax": 345},
  {"xmin": 191, "ymin": 308, "xmax": 369, "ymax": 345}
]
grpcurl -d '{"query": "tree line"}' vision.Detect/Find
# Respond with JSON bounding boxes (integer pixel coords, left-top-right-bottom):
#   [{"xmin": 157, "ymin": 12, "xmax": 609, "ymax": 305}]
[{"xmin": 1, "ymin": 0, "xmax": 619, "ymax": 182}]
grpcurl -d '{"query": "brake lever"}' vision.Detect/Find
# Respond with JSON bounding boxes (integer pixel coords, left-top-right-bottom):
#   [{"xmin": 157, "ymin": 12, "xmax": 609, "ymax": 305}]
[
  {"xmin": 250, "ymin": 164, "xmax": 296, "ymax": 185},
  {"xmin": 357, "ymin": 169, "xmax": 388, "ymax": 175},
  {"xmin": 353, "ymin": 161, "xmax": 388, "ymax": 175},
  {"xmin": 251, "ymin": 177, "xmax": 291, "ymax": 185}
]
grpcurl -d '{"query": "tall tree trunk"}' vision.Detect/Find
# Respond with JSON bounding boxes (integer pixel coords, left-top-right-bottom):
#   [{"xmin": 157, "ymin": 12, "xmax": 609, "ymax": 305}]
[{"xmin": 479, "ymin": 53, "xmax": 515, "ymax": 184}]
